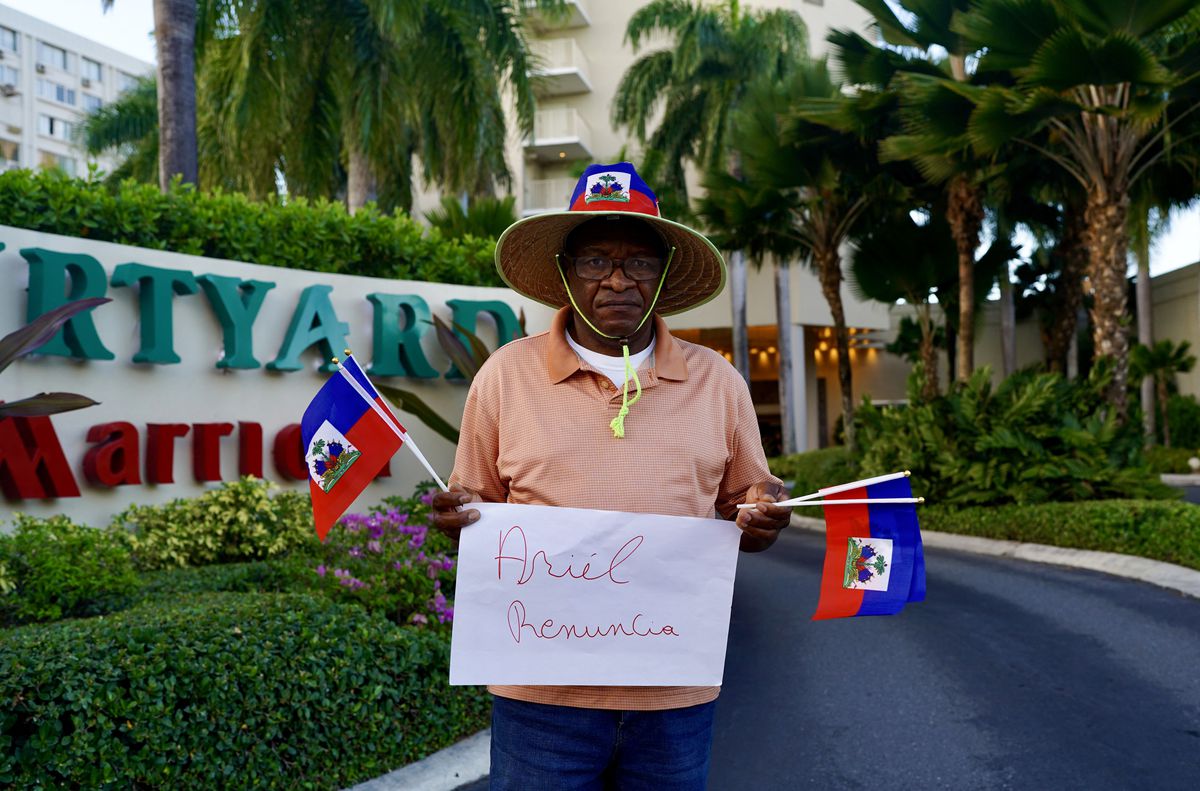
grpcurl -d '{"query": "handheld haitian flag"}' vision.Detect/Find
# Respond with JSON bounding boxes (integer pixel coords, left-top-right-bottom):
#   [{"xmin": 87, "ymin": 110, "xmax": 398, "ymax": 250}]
[
  {"xmin": 301, "ymin": 353, "xmax": 406, "ymax": 541},
  {"xmin": 812, "ymin": 471, "xmax": 926, "ymax": 620}
]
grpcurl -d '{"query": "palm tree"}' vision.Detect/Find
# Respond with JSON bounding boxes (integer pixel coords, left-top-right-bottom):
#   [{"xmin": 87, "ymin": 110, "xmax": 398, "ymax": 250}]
[
  {"xmin": 1131, "ymin": 340, "xmax": 1197, "ymax": 447},
  {"xmin": 699, "ymin": 62, "xmax": 907, "ymax": 452},
  {"xmin": 424, "ymin": 195, "xmax": 518, "ymax": 240},
  {"xmin": 102, "ymin": 0, "xmax": 199, "ymax": 189},
  {"xmin": 830, "ymin": 0, "xmax": 988, "ymax": 383},
  {"xmin": 850, "ymin": 210, "xmax": 957, "ymax": 402},
  {"xmin": 196, "ymin": 0, "xmax": 542, "ymax": 213},
  {"xmin": 612, "ymin": 0, "xmax": 808, "ymax": 383},
  {"xmin": 77, "ymin": 77, "xmax": 159, "ymax": 184},
  {"xmin": 952, "ymin": 0, "xmax": 1200, "ymax": 417}
]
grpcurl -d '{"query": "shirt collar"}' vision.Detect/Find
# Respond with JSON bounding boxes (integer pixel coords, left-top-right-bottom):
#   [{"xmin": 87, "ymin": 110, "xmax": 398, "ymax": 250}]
[{"xmin": 546, "ymin": 306, "xmax": 688, "ymax": 384}]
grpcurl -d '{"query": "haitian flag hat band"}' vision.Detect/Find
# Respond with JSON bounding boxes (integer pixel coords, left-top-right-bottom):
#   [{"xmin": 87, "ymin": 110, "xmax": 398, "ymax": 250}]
[{"xmin": 495, "ymin": 162, "xmax": 726, "ymax": 316}]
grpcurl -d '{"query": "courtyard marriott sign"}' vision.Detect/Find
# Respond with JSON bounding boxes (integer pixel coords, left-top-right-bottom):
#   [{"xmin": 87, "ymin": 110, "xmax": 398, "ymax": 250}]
[{"xmin": 0, "ymin": 225, "xmax": 554, "ymax": 526}]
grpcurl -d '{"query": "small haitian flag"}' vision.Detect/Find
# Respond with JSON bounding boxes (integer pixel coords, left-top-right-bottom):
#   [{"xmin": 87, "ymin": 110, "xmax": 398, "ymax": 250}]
[
  {"xmin": 301, "ymin": 353, "xmax": 405, "ymax": 541},
  {"xmin": 812, "ymin": 472, "xmax": 926, "ymax": 620}
]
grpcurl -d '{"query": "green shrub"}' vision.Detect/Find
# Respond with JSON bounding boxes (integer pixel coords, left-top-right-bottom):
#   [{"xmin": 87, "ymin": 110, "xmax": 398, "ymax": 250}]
[
  {"xmin": 854, "ymin": 366, "xmax": 1175, "ymax": 506},
  {"xmin": 1162, "ymin": 393, "xmax": 1200, "ymax": 449},
  {"xmin": 0, "ymin": 168, "xmax": 499, "ymax": 284},
  {"xmin": 110, "ymin": 477, "xmax": 316, "ymax": 570},
  {"xmin": 0, "ymin": 593, "xmax": 490, "ymax": 789},
  {"xmin": 768, "ymin": 447, "xmax": 856, "ymax": 498},
  {"xmin": 922, "ymin": 500, "xmax": 1200, "ymax": 571},
  {"xmin": 1143, "ymin": 445, "xmax": 1199, "ymax": 475},
  {"xmin": 0, "ymin": 515, "xmax": 140, "ymax": 625}
]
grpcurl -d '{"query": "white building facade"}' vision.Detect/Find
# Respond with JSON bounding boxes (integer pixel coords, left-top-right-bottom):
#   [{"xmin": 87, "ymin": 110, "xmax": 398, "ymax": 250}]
[{"xmin": 0, "ymin": 3, "xmax": 154, "ymax": 178}]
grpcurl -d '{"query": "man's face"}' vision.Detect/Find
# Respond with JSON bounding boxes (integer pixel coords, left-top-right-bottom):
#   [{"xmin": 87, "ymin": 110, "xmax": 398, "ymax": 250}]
[{"xmin": 562, "ymin": 218, "xmax": 666, "ymax": 340}]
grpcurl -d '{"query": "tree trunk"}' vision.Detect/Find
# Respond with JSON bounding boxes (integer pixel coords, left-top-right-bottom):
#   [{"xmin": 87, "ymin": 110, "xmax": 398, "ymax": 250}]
[
  {"xmin": 917, "ymin": 303, "xmax": 939, "ymax": 402},
  {"xmin": 1159, "ymin": 377, "xmax": 1170, "ymax": 447},
  {"xmin": 346, "ymin": 143, "xmax": 374, "ymax": 215},
  {"xmin": 153, "ymin": 0, "xmax": 198, "ymax": 189},
  {"xmin": 730, "ymin": 250, "xmax": 750, "ymax": 383},
  {"xmin": 775, "ymin": 259, "xmax": 795, "ymax": 455},
  {"xmin": 1135, "ymin": 209, "xmax": 1155, "ymax": 442},
  {"xmin": 1045, "ymin": 202, "xmax": 1087, "ymax": 373},
  {"xmin": 946, "ymin": 175, "xmax": 984, "ymax": 381},
  {"xmin": 814, "ymin": 248, "xmax": 854, "ymax": 451},
  {"xmin": 1084, "ymin": 189, "xmax": 1132, "ymax": 417},
  {"xmin": 999, "ymin": 266, "xmax": 1016, "ymax": 377}
]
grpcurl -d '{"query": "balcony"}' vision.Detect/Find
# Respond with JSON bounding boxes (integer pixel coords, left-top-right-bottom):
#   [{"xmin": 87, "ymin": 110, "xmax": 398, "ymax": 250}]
[
  {"xmin": 530, "ymin": 38, "xmax": 592, "ymax": 97},
  {"xmin": 523, "ymin": 177, "xmax": 577, "ymax": 216},
  {"xmin": 526, "ymin": 0, "xmax": 590, "ymax": 31},
  {"xmin": 525, "ymin": 107, "xmax": 592, "ymax": 163}
]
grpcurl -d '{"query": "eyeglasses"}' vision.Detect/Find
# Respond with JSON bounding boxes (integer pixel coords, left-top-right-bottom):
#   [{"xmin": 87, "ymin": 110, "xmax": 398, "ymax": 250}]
[{"xmin": 565, "ymin": 255, "xmax": 665, "ymax": 282}]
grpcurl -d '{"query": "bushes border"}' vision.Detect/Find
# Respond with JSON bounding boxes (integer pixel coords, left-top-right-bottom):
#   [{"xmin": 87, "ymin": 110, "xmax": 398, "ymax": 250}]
[{"xmin": 0, "ymin": 169, "xmax": 499, "ymax": 285}]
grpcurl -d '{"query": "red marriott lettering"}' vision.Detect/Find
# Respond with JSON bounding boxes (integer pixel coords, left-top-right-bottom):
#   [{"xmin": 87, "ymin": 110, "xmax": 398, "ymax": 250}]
[{"xmin": 0, "ymin": 415, "xmax": 390, "ymax": 500}]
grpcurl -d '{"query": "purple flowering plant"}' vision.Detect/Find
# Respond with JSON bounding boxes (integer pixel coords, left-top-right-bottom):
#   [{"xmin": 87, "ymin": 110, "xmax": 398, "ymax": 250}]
[{"xmin": 306, "ymin": 483, "xmax": 457, "ymax": 630}]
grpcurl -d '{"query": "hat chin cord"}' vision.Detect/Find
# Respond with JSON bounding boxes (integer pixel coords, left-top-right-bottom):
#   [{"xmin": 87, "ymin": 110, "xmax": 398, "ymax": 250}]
[{"xmin": 555, "ymin": 247, "xmax": 675, "ymax": 439}]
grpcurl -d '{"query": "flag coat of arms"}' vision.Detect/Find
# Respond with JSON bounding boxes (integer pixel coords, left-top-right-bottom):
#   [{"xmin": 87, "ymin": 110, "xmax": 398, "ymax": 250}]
[
  {"xmin": 813, "ymin": 474, "xmax": 926, "ymax": 620},
  {"xmin": 301, "ymin": 354, "xmax": 404, "ymax": 541}
]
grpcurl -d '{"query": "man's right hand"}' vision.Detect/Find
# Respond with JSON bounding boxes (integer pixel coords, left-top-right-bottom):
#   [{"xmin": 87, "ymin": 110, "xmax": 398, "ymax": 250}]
[{"xmin": 430, "ymin": 486, "xmax": 482, "ymax": 542}]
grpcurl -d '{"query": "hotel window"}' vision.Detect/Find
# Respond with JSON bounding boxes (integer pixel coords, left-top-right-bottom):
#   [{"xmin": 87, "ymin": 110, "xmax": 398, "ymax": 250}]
[
  {"xmin": 82, "ymin": 57, "xmax": 103, "ymax": 83},
  {"xmin": 0, "ymin": 138, "xmax": 18, "ymax": 165},
  {"xmin": 39, "ymin": 150, "xmax": 76, "ymax": 177},
  {"xmin": 117, "ymin": 71, "xmax": 138, "ymax": 93},
  {"xmin": 0, "ymin": 26, "xmax": 17, "ymax": 53},
  {"xmin": 1, "ymin": 65, "xmax": 17, "ymax": 86},
  {"xmin": 38, "ymin": 42, "xmax": 71, "ymax": 72},
  {"xmin": 82, "ymin": 93, "xmax": 103, "ymax": 113},
  {"xmin": 37, "ymin": 114, "xmax": 73, "ymax": 140},
  {"xmin": 37, "ymin": 78, "xmax": 76, "ymax": 106}
]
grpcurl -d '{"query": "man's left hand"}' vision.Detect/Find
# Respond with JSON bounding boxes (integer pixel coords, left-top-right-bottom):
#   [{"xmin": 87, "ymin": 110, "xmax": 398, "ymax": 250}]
[{"xmin": 736, "ymin": 481, "xmax": 792, "ymax": 552}]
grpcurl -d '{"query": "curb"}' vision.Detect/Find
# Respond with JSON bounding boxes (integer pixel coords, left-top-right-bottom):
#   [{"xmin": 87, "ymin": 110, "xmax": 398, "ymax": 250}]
[
  {"xmin": 346, "ymin": 729, "xmax": 490, "ymax": 791},
  {"xmin": 788, "ymin": 515, "xmax": 1200, "ymax": 600}
]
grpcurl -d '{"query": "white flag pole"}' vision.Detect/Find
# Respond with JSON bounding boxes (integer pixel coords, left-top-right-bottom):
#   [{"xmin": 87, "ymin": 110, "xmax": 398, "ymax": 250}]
[
  {"xmin": 736, "ymin": 496, "xmax": 923, "ymax": 509},
  {"xmin": 735, "ymin": 471, "xmax": 916, "ymax": 509},
  {"xmin": 335, "ymin": 356, "xmax": 450, "ymax": 492}
]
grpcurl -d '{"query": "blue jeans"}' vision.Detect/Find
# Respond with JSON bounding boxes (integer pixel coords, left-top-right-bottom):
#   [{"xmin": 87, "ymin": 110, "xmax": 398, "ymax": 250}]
[{"xmin": 489, "ymin": 695, "xmax": 717, "ymax": 790}]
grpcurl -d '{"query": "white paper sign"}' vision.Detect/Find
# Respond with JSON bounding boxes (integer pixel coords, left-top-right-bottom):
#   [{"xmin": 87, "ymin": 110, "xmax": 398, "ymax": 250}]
[{"xmin": 449, "ymin": 502, "xmax": 742, "ymax": 686}]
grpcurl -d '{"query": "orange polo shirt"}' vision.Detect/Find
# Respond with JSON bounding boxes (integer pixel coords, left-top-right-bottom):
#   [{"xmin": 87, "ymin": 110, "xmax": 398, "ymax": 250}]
[{"xmin": 449, "ymin": 306, "xmax": 780, "ymax": 710}]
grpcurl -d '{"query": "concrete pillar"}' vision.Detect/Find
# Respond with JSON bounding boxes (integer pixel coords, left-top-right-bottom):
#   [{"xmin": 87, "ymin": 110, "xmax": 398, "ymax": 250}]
[{"xmin": 791, "ymin": 323, "xmax": 808, "ymax": 452}]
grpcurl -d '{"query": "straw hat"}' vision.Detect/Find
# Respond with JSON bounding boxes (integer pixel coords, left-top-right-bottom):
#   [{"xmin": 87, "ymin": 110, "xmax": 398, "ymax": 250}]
[{"xmin": 495, "ymin": 162, "xmax": 726, "ymax": 316}]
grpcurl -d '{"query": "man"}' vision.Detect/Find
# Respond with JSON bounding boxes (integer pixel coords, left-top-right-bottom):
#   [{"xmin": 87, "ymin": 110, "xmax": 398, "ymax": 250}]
[{"xmin": 432, "ymin": 162, "xmax": 791, "ymax": 789}]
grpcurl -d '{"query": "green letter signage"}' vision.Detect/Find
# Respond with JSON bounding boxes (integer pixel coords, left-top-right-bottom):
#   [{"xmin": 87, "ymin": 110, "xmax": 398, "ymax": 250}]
[
  {"xmin": 366, "ymin": 293, "xmax": 438, "ymax": 379},
  {"xmin": 197, "ymin": 274, "xmax": 276, "ymax": 369},
  {"xmin": 22, "ymin": 247, "xmax": 114, "ymax": 360},
  {"xmin": 444, "ymin": 299, "xmax": 523, "ymax": 379},
  {"xmin": 268, "ymin": 285, "xmax": 349, "ymax": 373},
  {"xmin": 110, "ymin": 263, "xmax": 200, "ymax": 364}
]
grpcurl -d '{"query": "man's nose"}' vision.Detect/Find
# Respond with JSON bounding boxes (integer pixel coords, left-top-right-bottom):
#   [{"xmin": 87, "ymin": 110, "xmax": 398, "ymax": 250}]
[{"xmin": 602, "ymin": 264, "xmax": 636, "ymax": 291}]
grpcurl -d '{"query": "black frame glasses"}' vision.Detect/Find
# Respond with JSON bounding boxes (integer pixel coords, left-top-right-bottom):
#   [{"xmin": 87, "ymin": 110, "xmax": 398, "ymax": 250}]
[{"xmin": 562, "ymin": 255, "xmax": 666, "ymax": 282}]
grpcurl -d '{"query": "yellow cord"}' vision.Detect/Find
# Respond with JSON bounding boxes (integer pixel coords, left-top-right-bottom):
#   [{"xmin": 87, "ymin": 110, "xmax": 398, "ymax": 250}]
[{"xmin": 609, "ymin": 345, "xmax": 643, "ymax": 438}]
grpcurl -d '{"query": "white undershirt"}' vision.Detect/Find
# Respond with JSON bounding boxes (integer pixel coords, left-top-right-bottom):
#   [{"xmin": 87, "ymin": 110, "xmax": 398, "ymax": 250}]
[{"xmin": 565, "ymin": 329, "xmax": 655, "ymax": 387}]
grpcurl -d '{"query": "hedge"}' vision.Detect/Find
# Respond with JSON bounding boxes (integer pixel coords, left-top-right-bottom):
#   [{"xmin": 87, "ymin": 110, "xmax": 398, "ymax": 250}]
[
  {"xmin": 0, "ymin": 515, "xmax": 140, "ymax": 626},
  {"xmin": 768, "ymin": 447, "xmax": 855, "ymax": 498},
  {"xmin": 921, "ymin": 500, "xmax": 1200, "ymax": 571},
  {"xmin": 0, "ymin": 593, "xmax": 490, "ymax": 789},
  {"xmin": 0, "ymin": 168, "xmax": 500, "ymax": 285}
]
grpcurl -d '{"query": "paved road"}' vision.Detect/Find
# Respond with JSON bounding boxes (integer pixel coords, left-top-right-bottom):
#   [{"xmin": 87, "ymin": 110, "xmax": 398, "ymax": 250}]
[
  {"xmin": 711, "ymin": 531, "xmax": 1200, "ymax": 790},
  {"xmin": 460, "ymin": 531, "xmax": 1200, "ymax": 790}
]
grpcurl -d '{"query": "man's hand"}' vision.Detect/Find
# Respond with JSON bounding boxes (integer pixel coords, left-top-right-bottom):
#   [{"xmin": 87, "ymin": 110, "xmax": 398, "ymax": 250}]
[
  {"xmin": 736, "ymin": 481, "xmax": 792, "ymax": 552},
  {"xmin": 431, "ymin": 485, "xmax": 482, "ymax": 542}
]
